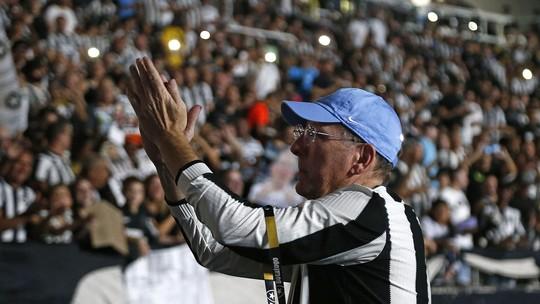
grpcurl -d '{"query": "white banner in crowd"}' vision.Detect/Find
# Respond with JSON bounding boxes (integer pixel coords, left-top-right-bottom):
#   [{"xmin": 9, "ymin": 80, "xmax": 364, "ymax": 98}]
[
  {"xmin": 125, "ymin": 244, "xmax": 214, "ymax": 304},
  {"xmin": 0, "ymin": 22, "xmax": 27, "ymax": 135}
]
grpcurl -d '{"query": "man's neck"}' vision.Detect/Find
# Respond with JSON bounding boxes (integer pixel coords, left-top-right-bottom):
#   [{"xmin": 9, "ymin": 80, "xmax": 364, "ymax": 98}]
[
  {"xmin": 49, "ymin": 145, "xmax": 64, "ymax": 156},
  {"xmin": 357, "ymin": 180, "xmax": 383, "ymax": 189},
  {"xmin": 7, "ymin": 177, "xmax": 22, "ymax": 189},
  {"xmin": 351, "ymin": 174, "xmax": 383, "ymax": 190},
  {"xmin": 451, "ymin": 184, "xmax": 462, "ymax": 191}
]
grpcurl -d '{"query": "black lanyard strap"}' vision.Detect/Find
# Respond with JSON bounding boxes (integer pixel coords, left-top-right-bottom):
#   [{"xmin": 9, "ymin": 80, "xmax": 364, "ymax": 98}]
[{"xmin": 263, "ymin": 206, "xmax": 286, "ymax": 304}]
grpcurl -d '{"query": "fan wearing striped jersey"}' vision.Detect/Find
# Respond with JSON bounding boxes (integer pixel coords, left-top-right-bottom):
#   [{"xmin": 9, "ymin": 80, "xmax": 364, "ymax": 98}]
[
  {"xmin": 128, "ymin": 57, "xmax": 431, "ymax": 304},
  {"xmin": 0, "ymin": 149, "xmax": 38, "ymax": 243}
]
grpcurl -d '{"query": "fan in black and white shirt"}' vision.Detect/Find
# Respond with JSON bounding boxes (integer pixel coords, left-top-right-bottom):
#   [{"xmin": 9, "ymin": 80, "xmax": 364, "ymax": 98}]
[
  {"xmin": 46, "ymin": 15, "xmax": 81, "ymax": 63},
  {"xmin": 0, "ymin": 150, "xmax": 37, "ymax": 243},
  {"xmin": 127, "ymin": 60, "xmax": 430, "ymax": 304},
  {"xmin": 180, "ymin": 66, "xmax": 214, "ymax": 126},
  {"xmin": 34, "ymin": 120, "xmax": 75, "ymax": 188}
]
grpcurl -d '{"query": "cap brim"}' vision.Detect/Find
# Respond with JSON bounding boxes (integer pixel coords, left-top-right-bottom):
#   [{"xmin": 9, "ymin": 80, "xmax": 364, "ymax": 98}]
[{"xmin": 281, "ymin": 101, "xmax": 340, "ymax": 125}]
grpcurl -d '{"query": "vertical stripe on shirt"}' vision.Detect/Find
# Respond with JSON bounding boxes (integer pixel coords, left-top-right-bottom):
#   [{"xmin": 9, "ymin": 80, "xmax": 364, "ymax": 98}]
[
  {"xmin": 386, "ymin": 198, "xmax": 417, "ymax": 303},
  {"xmin": 0, "ymin": 180, "xmax": 34, "ymax": 243},
  {"xmin": 405, "ymin": 206, "xmax": 430, "ymax": 304}
]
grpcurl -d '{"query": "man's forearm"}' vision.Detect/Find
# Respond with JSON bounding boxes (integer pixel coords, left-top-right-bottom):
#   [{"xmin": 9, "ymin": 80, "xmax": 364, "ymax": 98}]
[
  {"xmin": 158, "ymin": 133, "xmax": 199, "ymax": 182},
  {"xmin": 154, "ymin": 161, "xmax": 185, "ymax": 202}
]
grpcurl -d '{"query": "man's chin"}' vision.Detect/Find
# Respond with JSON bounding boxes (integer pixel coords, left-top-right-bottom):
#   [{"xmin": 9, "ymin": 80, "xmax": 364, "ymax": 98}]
[{"xmin": 295, "ymin": 184, "xmax": 317, "ymax": 200}]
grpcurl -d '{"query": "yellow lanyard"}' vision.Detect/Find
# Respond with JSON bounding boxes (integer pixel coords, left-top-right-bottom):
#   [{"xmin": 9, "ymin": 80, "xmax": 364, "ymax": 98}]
[{"xmin": 263, "ymin": 206, "xmax": 286, "ymax": 304}]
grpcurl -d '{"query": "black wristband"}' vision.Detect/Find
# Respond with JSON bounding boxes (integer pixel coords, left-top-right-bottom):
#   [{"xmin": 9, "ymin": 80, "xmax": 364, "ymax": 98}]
[{"xmin": 175, "ymin": 160, "xmax": 205, "ymax": 185}]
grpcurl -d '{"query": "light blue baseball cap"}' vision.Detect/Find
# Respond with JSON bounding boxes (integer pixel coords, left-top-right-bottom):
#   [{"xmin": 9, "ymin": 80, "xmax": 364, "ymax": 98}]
[{"xmin": 281, "ymin": 88, "xmax": 403, "ymax": 167}]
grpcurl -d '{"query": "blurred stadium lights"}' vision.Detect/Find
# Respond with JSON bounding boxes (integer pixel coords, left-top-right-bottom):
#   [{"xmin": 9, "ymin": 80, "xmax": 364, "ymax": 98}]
[
  {"xmin": 427, "ymin": 11, "xmax": 438, "ymax": 22},
  {"xmin": 264, "ymin": 51, "xmax": 277, "ymax": 63},
  {"xmin": 168, "ymin": 39, "xmax": 181, "ymax": 51},
  {"xmin": 468, "ymin": 21, "xmax": 478, "ymax": 31},
  {"xmin": 263, "ymin": 44, "xmax": 279, "ymax": 63},
  {"xmin": 200, "ymin": 30, "xmax": 211, "ymax": 40},
  {"xmin": 264, "ymin": 45, "xmax": 278, "ymax": 63},
  {"xmin": 340, "ymin": 0, "xmax": 354, "ymax": 13},
  {"xmin": 415, "ymin": 2, "xmax": 514, "ymax": 44},
  {"xmin": 411, "ymin": 0, "xmax": 431, "ymax": 7},
  {"xmin": 318, "ymin": 34, "xmax": 331, "ymax": 46},
  {"xmin": 522, "ymin": 68, "xmax": 533, "ymax": 80},
  {"xmin": 87, "ymin": 47, "xmax": 100, "ymax": 58}
]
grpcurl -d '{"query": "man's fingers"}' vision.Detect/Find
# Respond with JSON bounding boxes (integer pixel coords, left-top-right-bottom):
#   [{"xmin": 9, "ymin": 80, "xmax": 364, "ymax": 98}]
[
  {"xmin": 165, "ymin": 79, "xmax": 184, "ymax": 106},
  {"xmin": 185, "ymin": 105, "xmax": 202, "ymax": 141},
  {"xmin": 135, "ymin": 58, "xmax": 154, "ymax": 98},
  {"xmin": 142, "ymin": 57, "xmax": 167, "ymax": 94},
  {"xmin": 129, "ymin": 64, "xmax": 144, "ymax": 100}
]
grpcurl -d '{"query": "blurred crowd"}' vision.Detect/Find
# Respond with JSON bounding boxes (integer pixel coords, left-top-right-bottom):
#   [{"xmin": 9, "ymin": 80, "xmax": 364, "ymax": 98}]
[{"xmin": 0, "ymin": 0, "xmax": 539, "ymax": 288}]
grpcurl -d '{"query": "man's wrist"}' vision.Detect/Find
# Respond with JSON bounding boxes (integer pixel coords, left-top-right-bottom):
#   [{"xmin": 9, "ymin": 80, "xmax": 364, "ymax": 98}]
[
  {"xmin": 165, "ymin": 197, "xmax": 188, "ymax": 206},
  {"xmin": 157, "ymin": 133, "xmax": 199, "ymax": 184},
  {"xmin": 154, "ymin": 162, "xmax": 185, "ymax": 202}
]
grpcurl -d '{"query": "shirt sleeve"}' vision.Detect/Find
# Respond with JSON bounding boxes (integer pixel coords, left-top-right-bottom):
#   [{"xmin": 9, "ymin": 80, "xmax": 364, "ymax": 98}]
[
  {"xmin": 175, "ymin": 161, "xmax": 388, "ymax": 266},
  {"xmin": 167, "ymin": 202, "xmax": 292, "ymax": 281}
]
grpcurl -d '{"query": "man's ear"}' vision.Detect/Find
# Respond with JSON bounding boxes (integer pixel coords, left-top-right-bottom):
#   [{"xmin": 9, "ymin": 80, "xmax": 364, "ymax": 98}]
[{"xmin": 349, "ymin": 144, "xmax": 377, "ymax": 175}]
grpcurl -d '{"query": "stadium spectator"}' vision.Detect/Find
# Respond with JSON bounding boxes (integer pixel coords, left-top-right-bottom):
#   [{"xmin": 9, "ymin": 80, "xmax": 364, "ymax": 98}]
[
  {"xmin": 439, "ymin": 168, "xmax": 475, "ymax": 250},
  {"xmin": 180, "ymin": 65, "xmax": 214, "ymax": 126},
  {"xmin": 393, "ymin": 138, "xmax": 430, "ymax": 215},
  {"xmin": 34, "ymin": 119, "xmax": 76, "ymax": 189},
  {"xmin": 122, "ymin": 176, "xmax": 156, "ymax": 257},
  {"xmin": 220, "ymin": 168, "xmax": 244, "ymax": 196},
  {"xmin": 248, "ymin": 150, "xmax": 303, "ymax": 208},
  {"xmin": 35, "ymin": 184, "xmax": 75, "ymax": 244},
  {"xmin": 422, "ymin": 199, "xmax": 454, "ymax": 257},
  {"xmin": 480, "ymin": 183, "xmax": 527, "ymax": 250},
  {"xmin": 0, "ymin": 149, "xmax": 38, "ymax": 243},
  {"xmin": 80, "ymin": 155, "xmax": 124, "ymax": 208},
  {"xmin": 0, "ymin": 0, "xmax": 538, "ymax": 295},
  {"xmin": 72, "ymin": 177, "xmax": 100, "ymax": 219},
  {"xmin": 44, "ymin": 0, "xmax": 78, "ymax": 34},
  {"xmin": 46, "ymin": 15, "xmax": 80, "ymax": 62},
  {"xmin": 144, "ymin": 174, "xmax": 183, "ymax": 245},
  {"xmin": 422, "ymin": 199, "xmax": 468, "ymax": 286}
]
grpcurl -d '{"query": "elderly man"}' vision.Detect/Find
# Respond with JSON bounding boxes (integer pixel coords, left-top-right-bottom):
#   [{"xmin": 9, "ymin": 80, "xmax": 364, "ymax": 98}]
[{"xmin": 127, "ymin": 58, "xmax": 430, "ymax": 304}]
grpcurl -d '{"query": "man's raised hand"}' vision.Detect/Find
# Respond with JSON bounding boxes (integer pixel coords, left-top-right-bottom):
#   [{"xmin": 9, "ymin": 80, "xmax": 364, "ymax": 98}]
[
  {"xmin": 127, "ymin": 57, "xmax": 188, "ymax": 146},
  {"xmin": 126, "ymin": 57, "xmax": 201, "ymax": 165}
]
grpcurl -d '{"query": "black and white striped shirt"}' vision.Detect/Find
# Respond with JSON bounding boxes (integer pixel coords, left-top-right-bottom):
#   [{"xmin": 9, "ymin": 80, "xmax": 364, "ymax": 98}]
[
  {"xmin": 169, "ymin": 161, "xmax": 431, "ymax": 304},
  {"xmin": 171, "ymin": 0, "xmax": 202, "ymax": 28},
  {"xmin": 34, "ymin": 151, "xmax": 75, "ymax": 186},
  {"xmin": 141, "ymin": 0, "xmax": 173, "ymax": 26},
  {"xmin": 0, "ymin": 179, "xmax": 36, "ymax": 243},
  {"xmin": 180, "ymin": 82, "xmax": 214, "ymax": 125},
  {"xmin": 106, "ymin": 147, "xmax": 157, "ymax": 181},
  {"xmin": 81, "ymin": 0, "xmax": 117, "ymax": 21},
  {"xmin": 47, "ymin": 32, "xmax": 81, "ymax": 62},
  {"xmin": 77, "ymin": 34, "xmax": 111, "ymax": 56}
]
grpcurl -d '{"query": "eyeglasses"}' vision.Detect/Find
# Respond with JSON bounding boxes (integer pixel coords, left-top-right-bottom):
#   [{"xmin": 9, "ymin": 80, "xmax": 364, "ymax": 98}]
[{"xmin": 292, "ymin": 124, "xmax": 363, "ymax": 144}]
